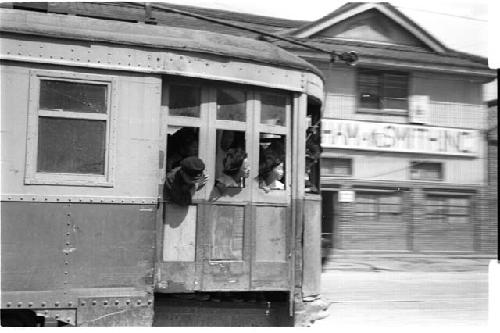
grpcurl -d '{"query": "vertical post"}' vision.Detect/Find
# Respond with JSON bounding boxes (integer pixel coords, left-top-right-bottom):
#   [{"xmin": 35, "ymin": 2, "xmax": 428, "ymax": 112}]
[{"xmin": 290, "ymin": 92, "xmax": 307, "ymax": 316}]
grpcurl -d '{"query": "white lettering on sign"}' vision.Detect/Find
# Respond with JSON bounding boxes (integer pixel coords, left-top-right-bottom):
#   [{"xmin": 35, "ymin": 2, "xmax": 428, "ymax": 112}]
[{"xmin": 321, "ymin": 120, "xmax": 479, "ymax": 156}]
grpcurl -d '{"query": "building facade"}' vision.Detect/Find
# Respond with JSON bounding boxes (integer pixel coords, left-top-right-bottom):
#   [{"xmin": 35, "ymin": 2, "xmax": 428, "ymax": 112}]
[{"xmin": 281, "ymin": 3, "xmax": 497, "ymax": 260}]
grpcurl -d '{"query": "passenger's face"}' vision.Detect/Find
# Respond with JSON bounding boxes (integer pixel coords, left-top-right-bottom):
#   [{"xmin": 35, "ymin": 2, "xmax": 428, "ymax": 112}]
[{"xmin": 273, "ymin": 163, "xmax": 284, "ymax": 179}]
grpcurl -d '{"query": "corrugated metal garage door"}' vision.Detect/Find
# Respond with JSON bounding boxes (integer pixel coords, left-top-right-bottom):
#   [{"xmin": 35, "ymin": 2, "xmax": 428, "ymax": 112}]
[
  {"xmin": 342, "ymin": 192, "xmax": 407, "ymax": 251},
  {"xmin": 414, "ymin": 195, "xmax": 473, "ymax": 252}
]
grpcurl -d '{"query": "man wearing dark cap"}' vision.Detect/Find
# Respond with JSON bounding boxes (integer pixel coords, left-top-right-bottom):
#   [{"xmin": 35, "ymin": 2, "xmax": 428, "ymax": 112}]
[{"xmin": 164, "ymin": 156, "xmax": 208, "ymax": 206}]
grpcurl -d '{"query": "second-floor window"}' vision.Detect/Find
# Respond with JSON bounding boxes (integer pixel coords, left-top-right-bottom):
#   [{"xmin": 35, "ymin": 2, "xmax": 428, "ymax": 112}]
[
  {"xmin": 410, "ymin": 162, "xmax": 443, "ymax": 181},
  {"xmin": 358, "ymin": 69, "xmax": 409, "ymax": 111}
]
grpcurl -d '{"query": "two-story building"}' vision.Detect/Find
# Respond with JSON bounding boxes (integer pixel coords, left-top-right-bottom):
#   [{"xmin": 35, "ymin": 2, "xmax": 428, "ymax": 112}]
[{"xmin": 277, "ymin": 2, "xmax": 497, "ymax": 264}]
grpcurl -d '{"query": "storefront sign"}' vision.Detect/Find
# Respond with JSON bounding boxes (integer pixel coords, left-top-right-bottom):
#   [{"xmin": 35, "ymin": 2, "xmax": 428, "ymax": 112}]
[
  {"xmin": 321, "ymin": 119, "xmax": 479, "ymax": 156},
  {"xmin": 338, "ymin": 190, "xmax": 355, "ymax": 203}
]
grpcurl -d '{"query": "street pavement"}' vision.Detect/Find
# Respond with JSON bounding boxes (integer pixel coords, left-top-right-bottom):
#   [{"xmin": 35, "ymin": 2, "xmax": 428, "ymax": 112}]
[{"xmin": 312, "ymin": 269, "xmax": 490, "ymax": 328}]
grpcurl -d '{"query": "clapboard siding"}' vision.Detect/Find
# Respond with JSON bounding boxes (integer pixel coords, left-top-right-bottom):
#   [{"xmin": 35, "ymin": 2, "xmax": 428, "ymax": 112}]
[{"xmin": 319, "ymin": 65, "xmax": 488, "ymax": 130}]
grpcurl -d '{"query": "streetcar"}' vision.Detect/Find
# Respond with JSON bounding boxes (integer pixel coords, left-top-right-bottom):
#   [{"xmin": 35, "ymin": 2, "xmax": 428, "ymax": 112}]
[{"xmin": 1, "ymin": 7, "xmax": 324, "ymax": 326}]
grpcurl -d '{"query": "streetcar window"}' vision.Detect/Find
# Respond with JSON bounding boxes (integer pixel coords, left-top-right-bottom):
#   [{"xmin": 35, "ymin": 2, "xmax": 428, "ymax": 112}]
[
  {"xmin": 216, "ymin": 88, "xmax": 246, "ymax": 121},
  {"xmin": 35, "ymin": 78, "xmax": 109, "ymax": 175},
  {"xmin": 166, "ymin": 126, "xmax": 199, "ymax": 171},
  {"xmin": 258, "ymin": 134, "xmax": 286, "ymax": 191},
  {"xmin": 260, "ymin": 92, "xmax": 287, "ymax": 126},
  {"xmin": 168, "ymin": 84, "xmax": 201, "ymax": 117},
  {"xmin": 215, "ymin": 130, "xmax": 247, "ymax": 189},
  {"xmin": 38, "ymin": 118, "xmax": 106, "ymax": 174},
  {"xmin": 39, "ymin": 80, "xmax": 107, "ymax": 114},
  {"xmin": 305, "ymin": 103, "xmax": 322, "ymax": 194}
]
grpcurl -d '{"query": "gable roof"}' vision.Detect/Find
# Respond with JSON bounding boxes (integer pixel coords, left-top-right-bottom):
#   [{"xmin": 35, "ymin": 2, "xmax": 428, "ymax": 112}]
[{"xmin": 290, "ymin": 2, "xmax": 447, "ymax": 53}]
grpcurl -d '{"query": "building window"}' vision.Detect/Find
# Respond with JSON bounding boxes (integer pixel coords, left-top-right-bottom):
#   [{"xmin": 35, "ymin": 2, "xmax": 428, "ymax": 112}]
[
  {"xmin": 321, "ymin": 158, "xmax": 352, "ymax": 176},
  {"xmin": 410, "ymin": 162, "xmax": 443, "ymax": 181},
  {"xmin": 358, "ymin": 69, "xmax": 409, "ymax": 111},
  {"xmin": 25, "ymin": 71, "xmax": 115, "ymax": 186},
  {"xmin": 425, "ymin": 195, "xmax": 471, "ymax": 227}
]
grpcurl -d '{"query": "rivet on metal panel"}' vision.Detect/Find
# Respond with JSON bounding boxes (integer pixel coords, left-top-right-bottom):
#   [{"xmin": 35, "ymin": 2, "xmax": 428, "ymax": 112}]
[
  {"xmin": 68, "ymin": 302, "xmax": 73, "ymax": 307},
  {"xmin": 137, "ymin": 300, "xmax": 142, "ymax": 305},
  {"xmin": 41, "ymin": 302, "xmax": 46, "ymax": 307},
  {"xmin": 28, "ymin": 302, "xmax": 33, "ymax": 307},
  {"xmin": 103, "ymin": 300, "xmax": 108, "ymax": 306},
  {"xmin": 6, "ymin": 302, "xmax": 11, "ymax": 307},
  {"xmin": 17, "ymin": 302, "xmax": 22, "ymax": 307},
  {"xmin": 126, "ymin": 299, "xmax": 131, "ymax": 305},
  {"xmin": 55, "ymin": 302, "xmax": 60, "ymax": 307},
  {"xmin": 55, "ymin": 314, "xmax": 59, "ymax": 319},
  {"xmin": 115, "ymin": 300, "xmax": 120, "ymax": 305},
  {"xmin": 20, "ymin": 197, "xmax": 23, "ymax": 201},
  {"xmin": 80, "ymin": 301, "xmax": 86, "ymax": 306},
  {"xmin": 147, "ymin": 299, "xmax": 153, "ymax": 305},
  {"xmin": 64, "ymin": 271, "xmax": 68, "ymax": 275},
  {"xmin": 32, "ymin": 197, "xmax": 35, "ymax": 200},
  {"xmin": 66, "ymin": 242, "xmax": 70, "ymax": 245},
  {"xmin": 92, "ymin": 301, "xmax": 97, "ymax": 306},
  {"xmin": 8, "ymin": 197, "xmax": 11, "ymax": 200}
]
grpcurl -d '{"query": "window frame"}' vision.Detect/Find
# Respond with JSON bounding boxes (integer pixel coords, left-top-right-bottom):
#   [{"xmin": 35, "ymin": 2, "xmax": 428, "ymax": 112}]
[
  {"xmin": 25, "ymin": 70, "xmax": 117, "ymax": 187},
  {"xmin": 321, "ymin": 157, "xmax": 353, "ymax": 177},
  {"xmin": 356, "ymin": 68, "xmax": 409, "ymax": 114},
  {"xmin": 409, "ymin": 161, "xmax": 444, "ymax": 181}
]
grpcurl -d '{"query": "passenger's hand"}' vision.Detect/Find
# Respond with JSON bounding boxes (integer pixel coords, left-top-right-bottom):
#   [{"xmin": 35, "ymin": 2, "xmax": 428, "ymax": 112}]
[{"xmin": 195, "ymin": 174, "xmax": 208, "ymax": 190}]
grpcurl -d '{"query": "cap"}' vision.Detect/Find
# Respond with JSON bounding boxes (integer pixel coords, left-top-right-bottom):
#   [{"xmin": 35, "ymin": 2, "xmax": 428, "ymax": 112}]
[{"xmin": 180, "ymin": 156, "xmax": 205, "ymax": 177}]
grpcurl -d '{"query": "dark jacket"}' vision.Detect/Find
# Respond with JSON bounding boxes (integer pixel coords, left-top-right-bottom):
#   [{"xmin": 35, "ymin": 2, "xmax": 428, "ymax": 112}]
[{"xmin": 164, "ymin": 167, "xmax": 196, "ymax": 206}]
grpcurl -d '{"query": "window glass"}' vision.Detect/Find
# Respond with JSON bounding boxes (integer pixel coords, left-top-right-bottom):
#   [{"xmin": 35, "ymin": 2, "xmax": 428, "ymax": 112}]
[
  {"xmin": 410, "ymin": 162, "xmax": 443, "ymax": 180},
  {"xmin": 260, "ymin": 93, "xmax": 287, "ymax": 126},
  {"xmin": 39, "ymin": 80, "xmax": 107, "ymax": 113},
  {"xmin": 358, "ymin": 69, "xmax": 408, "ymax": 110},
  {"xmin": 168, "ymin": 85, "xmax": 201, "ymax": 117},
  {"xmin": 37, "ymin": 117, "xmax": 106, "ymax": 174},
  {"xmin": 258, "ymin": 134, "xmax": 286, "ymax": 191},
  {"xmin": 425, "ymin": 195, "xmax": 471, "ymax": 224},
  {"xmin": 216, "ymin": 88, "xmax": 246, "ymax": 121},
  {"xmin": 359, "ymin": 72, "xmax": 380, "ymax": 109},
  {"xmin": 166, "ymin": 126, "xmax": 199, "ymax": 171},
  {"xmin": 321, "ymin": 158, "xmax": 352, "ymax": 176},
  {"xmin": 215, "ymin": 130, "xmax": 247, "ymax": 189}
]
